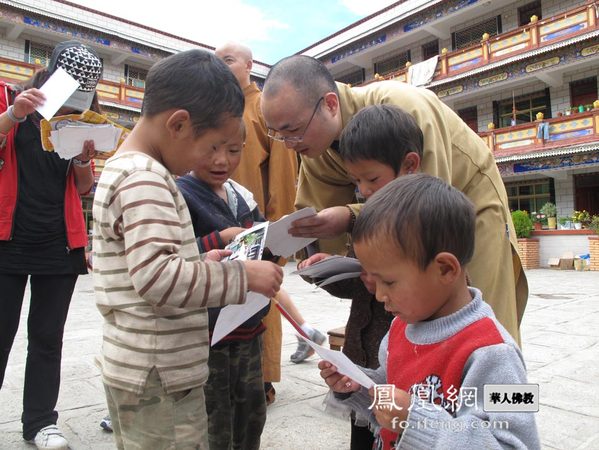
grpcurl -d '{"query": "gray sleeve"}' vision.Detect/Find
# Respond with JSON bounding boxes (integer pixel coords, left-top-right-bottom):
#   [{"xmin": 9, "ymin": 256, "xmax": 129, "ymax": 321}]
[{"xmin": 397, "ymin": 343, "xmax": 540, "ymax": 450}]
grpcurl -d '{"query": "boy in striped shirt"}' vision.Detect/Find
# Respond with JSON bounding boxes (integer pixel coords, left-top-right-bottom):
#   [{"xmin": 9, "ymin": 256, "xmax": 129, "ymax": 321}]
[{"xmin": 92, "ymin": 49, "xmax": 283, "ymax": 449}]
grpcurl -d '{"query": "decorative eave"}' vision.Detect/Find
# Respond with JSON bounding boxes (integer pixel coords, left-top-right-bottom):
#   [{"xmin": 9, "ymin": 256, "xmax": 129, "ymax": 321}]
[
  {"xmin": 429, "ymin": 29, "xmax": 599, "ymax": 89},
  {"xmin": 0, "ymin": 0, "xmax": 271, "ymax": 76},
  {"xmin": 299, "ymin": 0, "xmax": 441, "ymax": 59},
  {"xmin": 495, "ymin": 142, "xmax": 599, "ymax": 163},
  {"xmin": 99, "ymin": 101, "xmax": 141, "ymax": 113}
]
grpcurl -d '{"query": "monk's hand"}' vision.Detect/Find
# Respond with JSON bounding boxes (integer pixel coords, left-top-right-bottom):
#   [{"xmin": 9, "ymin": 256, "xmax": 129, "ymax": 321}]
[{"xmin": 289, "ymin": 206, "xmax": 350, "ymax": 239}]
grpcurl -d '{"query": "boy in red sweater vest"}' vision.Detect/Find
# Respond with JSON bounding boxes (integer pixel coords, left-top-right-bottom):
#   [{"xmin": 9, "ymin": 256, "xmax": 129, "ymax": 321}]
[{"xmin": 319, "ymin": 174, "xmax": 539, "ymax": 449}]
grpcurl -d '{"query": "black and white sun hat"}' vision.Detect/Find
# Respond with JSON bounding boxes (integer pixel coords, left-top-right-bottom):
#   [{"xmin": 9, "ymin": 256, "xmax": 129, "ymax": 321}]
[{"xmin": 48, "ymin": 40, "xmax": 103, "ymax": 112}]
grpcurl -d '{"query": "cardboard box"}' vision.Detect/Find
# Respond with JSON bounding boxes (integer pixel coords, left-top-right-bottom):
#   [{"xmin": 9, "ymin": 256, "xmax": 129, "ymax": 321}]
[
  {"xmin": 547, "ymin": 258, "xmax": 559, "ymax": 269},
  {"xmin": 558, "ymin": 252, "xmax": 574, "ymax": 270}
]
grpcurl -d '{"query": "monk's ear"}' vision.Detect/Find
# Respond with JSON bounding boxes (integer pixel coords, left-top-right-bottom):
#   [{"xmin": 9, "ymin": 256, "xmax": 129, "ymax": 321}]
[{"xmin": 323, "ymin": 92, "xmax": 340, "ymax": 116}]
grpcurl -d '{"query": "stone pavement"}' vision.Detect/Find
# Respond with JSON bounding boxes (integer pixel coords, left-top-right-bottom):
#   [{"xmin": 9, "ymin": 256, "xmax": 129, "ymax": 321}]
[{"xmin": 1, "ymin": 266, "xmax": 599, "ymax": 449}]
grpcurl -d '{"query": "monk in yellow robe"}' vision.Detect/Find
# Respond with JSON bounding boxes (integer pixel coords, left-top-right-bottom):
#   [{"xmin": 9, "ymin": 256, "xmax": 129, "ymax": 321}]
[{"xmin": 261, "ymin": 55, "xmax": 528, "ymax": 345}]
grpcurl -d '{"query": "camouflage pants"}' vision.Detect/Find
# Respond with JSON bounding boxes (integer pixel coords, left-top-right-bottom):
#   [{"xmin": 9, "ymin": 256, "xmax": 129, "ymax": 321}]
[
  {"xmin": 104, "ymin": 368, "xmax": 208, "ymax": 449},
  {"xmin": 204, "ymin": 336, "xmax": 266, "ymax": 450}
]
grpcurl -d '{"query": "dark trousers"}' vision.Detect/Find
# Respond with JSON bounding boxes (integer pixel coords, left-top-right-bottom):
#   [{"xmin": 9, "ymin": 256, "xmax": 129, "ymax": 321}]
[
  {"xmin": 204, "ymin": 336, "xmax": 266, "ymax": 450},
  {"xmin": 351, "ymin": 416, "xmax": 375, "ymax": 450},
  {"xmin": 0, "ymin": 273, "xmax": 78, "ymax": 440}
]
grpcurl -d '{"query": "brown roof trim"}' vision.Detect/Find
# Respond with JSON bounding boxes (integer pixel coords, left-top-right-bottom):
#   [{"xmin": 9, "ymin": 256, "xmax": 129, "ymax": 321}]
[
  {"xmin": 296, "ymin": 0, "xmax": 409, "ymax": 55},
  {"xmin": 49, "ymin": 0, "xmax": 271, "ymax": 67}
]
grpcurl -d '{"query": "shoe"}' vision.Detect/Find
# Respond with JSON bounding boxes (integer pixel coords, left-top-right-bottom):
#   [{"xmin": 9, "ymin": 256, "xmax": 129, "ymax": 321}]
[
  {"xmin": 290, "ymin": 329, "xmax": 326, "ymax": 364},
  {"xmin": 27, "ymin": 425, "xmax": 68, "ymax": 450},
  {"xmin": 100, "ymin": 415, "xmax": 113, "ymax": 432},
  {"xmin": 264, "ymin": 382, "xmax": 276, "ymax": 406}
]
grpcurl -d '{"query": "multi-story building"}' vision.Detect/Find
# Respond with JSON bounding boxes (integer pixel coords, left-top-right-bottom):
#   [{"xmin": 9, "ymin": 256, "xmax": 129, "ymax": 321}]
[
  {"xmin": 0, "ymin": 0, "xmax": 597, "ymax": 260},
  {"xmin": 0, "ymin": 0, "xmax": 270, "ymax": 230},
  {"xmin": 300, "ymin": 0, "xmax": 599, "ymax": 223}
]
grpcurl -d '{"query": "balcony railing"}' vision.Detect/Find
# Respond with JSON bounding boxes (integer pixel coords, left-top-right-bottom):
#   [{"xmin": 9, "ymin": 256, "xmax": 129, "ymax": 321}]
[
  {"xmin": 478, "ymin": 108, "xmax": 599, "ymax": 157},
  {"xmin": 367, "ymin": 0, "xmax": 598, "ymax": 85},
  {"xmin": 0, "ymin": 57, "xmax": 145, "ymax": 110}
]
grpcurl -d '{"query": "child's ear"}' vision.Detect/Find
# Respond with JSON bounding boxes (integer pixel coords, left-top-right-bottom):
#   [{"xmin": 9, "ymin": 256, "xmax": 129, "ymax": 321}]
[
  {"xmin": 165, "ymin": 110, "xmax": 192, "ymax": 138},
  {"xmin": 400, "ymin": 152, "xmax": 421, "ymax": 175},
  {"xmin": 433, "ymin": 252, "xmax": 461, "ymax": 285}
]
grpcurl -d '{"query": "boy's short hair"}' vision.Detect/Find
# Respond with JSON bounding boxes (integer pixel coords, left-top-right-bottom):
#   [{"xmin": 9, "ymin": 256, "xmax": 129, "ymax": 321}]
[
  {"xmin": 339, "ymin": 104, "xmax": 423, "ymax": 174},
  {"xmin": 353, "ymin": 174, "xmax": 475, "ymax": 269},
  {"xmin": 142, "ymin": 49, "xmax": 244, "ymax": 136}
]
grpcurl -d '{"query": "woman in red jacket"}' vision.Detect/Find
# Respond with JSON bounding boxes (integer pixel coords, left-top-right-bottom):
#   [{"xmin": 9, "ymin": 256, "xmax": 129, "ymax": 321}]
[{"xmin": 0, "ymin": 41, "xmax": 102, "ymax": 450}]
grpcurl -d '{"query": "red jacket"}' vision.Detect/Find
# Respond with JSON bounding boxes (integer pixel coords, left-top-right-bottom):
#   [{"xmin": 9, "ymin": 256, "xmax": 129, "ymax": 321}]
[{"xmin": 0, "ymin": 81, "xmax": 87, "ymax": 249}]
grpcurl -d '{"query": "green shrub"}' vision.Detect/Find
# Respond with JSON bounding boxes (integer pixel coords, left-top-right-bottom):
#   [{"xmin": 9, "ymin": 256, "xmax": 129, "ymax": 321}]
[
  {"xmin": 590, "ymin": 215, "xmax": 599, "ymax": 236},
  {"xmin": 511, "ymin": 210, "xmax": 533, "ymax": 238}
]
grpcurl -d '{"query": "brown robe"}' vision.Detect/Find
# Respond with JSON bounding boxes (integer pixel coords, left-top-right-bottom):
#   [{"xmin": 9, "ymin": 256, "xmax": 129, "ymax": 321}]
[{"xmin": 232, "ymin": 83, "xmax": 299, "ymax": 382}]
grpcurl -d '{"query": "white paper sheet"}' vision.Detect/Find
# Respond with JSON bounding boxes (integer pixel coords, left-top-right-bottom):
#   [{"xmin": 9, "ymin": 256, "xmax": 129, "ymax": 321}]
[
  {"xmin": 211, "ymin": 292, "xmax": 270, "ymax": 346},
  {"xmin": 264, "ymin": 207, "xmax": 317, "ymax": 258},
  {"xmin": 296, "ymin": 334, "xmax": 374, "ymax": 388},
  {"xmin": 50, "ymin": 124, "xmax": 123, "ymax": 159},
  {"xmin": 36, "ymin": 67, "xmax": 80, "ymax": 120}
]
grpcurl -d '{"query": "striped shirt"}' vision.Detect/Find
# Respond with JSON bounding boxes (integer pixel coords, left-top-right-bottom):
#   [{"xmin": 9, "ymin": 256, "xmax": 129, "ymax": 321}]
[{"xmin": 92, "ymin": 152, "xmax": 247, "ymax": 394}]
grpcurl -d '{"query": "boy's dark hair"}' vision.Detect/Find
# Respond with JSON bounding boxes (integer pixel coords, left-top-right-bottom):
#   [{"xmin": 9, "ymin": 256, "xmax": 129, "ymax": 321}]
[
  {"xmin": 263, "ymin": 55, "xmax": 338, "ymax": 106},
  {"xmin": 353, "ymin": 174, "xmax": 475, "ymax": 269},
  {"xmin": 142, "ymin": 49, "xmax": 244, "ymax": 136},
  {"xmin": 339, "ymin": 104, "xmax": 423, "ymax": 174}
]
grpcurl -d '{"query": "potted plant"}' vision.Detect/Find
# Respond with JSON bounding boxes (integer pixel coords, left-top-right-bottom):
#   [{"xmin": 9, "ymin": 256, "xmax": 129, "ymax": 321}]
[
  {"xmin": 572, "ymin": 210, "xmax": 591, "ymax": 229},
  {"xmin": 540, "ymin": 202, "xmax": 557, "ymax": 229},
  {"xmin": 557, "ymin": 216, "xmax": 570, "ymax": 230},
  {"xmin": 530, "ymin": 211, "xmax": 545, "ymax": 230},
  {"xmin": 512, "ymin": 210, "xmax": 539, "ymax": 269}
]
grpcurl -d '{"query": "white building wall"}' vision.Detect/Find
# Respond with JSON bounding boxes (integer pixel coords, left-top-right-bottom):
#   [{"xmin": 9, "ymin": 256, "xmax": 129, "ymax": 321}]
[
  {"xmin": 537, "ymin": 233, "xmax": 591, "ymax": 266},
  {"xmin": 0, "ymin": 35, "xmax": 24, "ymax": 61},
  {"xmin": 542, "ymin": 0, "xmax": 587, "ymax": 19}
]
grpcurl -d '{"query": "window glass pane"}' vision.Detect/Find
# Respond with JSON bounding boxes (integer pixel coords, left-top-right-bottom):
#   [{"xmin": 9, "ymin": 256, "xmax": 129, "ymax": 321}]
[
  {"xmin": 28, "ymin": 42, "xmax": 53, "ymax": 66},
  {"xmin": 505, "ymin": 179, "xmax": 553, "ymax": 214},
  {"xmin": 536, "ymin": 183, "xmax": 549, "ymax": 194},
  {"xmin": 126, "ymin": 66, "xmax": 148, "ymax": 88},
  {"xmin": 519, "ymin": 199, "xmax": 532, "ymax": 212}
]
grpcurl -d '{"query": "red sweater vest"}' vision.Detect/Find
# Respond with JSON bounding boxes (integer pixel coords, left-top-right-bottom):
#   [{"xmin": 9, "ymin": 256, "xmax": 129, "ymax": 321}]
[{"xmin": 378, "ymin": 316, "xmax": 504, "ymax": 449}]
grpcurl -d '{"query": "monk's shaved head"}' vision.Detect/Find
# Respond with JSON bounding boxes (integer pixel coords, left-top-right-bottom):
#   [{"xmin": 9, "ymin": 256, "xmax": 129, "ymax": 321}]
[
  {"xmin": 263, "ymin": 55, "xmax": 338, "ymax": 107},
  {"xmin": 216, "ymin": 42, "xmax": 252, "ymax": 62},
  {"xmin": 215, "ymin": 42, "xmax": 253, "ymax": 88}
]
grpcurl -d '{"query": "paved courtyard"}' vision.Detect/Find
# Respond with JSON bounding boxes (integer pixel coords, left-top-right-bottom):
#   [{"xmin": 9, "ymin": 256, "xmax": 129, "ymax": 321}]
[{"xmin": 1, "ymin": 266, "xmax": 598, "ymax": 449}]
